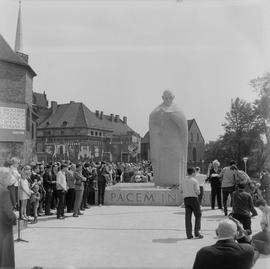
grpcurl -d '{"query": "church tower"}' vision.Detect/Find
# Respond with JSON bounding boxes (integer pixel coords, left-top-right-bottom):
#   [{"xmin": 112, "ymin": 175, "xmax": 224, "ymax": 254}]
[
  {"xmin": 0, "ymin": 1, "xmax": 37, "ymax": 165},
  {"xmin": 15, "ymin": 1, "xmax": 23, "ymax": 53}
]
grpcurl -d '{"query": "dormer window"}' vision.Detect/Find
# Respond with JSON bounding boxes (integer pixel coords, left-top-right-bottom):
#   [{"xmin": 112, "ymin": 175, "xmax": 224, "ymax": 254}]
[{"xmin": 62, "ymin": 121, "xmax": 68, "ymax": 127}]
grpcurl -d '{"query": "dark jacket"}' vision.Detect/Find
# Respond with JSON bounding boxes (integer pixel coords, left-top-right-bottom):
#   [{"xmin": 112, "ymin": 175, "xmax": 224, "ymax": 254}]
[
  {"xmin": 207, "ymin": 168, "xmax": 222, "ymax": 187},
  {"xmin": 232, "ymin": 189, "xmax": 257, "ymax": 217},
  {"xmin": 43, "ymin": 172, "xmax": 54, "ymax": 191},
  {"xmin": 97, "ymin": 165, "xmax": 109, "ymax": 185},
  {"xmin": 0, "ymin": 186, "xmax": 17, "ymax": 268},
  {"xmin": 193, "ymin": 238, "xmax": 256, "ymax": 269}
]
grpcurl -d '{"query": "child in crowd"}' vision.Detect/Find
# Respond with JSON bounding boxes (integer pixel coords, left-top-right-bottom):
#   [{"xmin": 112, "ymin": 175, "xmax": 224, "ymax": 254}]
[{"xmin": 30, "ymin": 183, "xmax": 41, "ymax": 224}]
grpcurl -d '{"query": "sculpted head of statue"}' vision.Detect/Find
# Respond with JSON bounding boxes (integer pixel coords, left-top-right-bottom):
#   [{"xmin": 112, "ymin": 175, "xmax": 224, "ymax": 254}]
[{"xmin": 162, "ymin": 90, "xmax": 175, "ymax": 107}]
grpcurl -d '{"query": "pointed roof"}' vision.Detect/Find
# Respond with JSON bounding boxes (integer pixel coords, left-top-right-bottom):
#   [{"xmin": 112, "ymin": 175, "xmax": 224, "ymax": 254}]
[
  {"xmin": 14, "ymin": 1, "xmax": 23, "ymax": 52},
  {"xmin": 33, "ymin": 92, "xmax": 48, "ymax": 108},
  {"xmin": 38, "ymin": 102, "xmax": 136, "ymax": 136},
  {"xmin": 0, "ymin": 34, "xmax": 36, "ymax": 76}
]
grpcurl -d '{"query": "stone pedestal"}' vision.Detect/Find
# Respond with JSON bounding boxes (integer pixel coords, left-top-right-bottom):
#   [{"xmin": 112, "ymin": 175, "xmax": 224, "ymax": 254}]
[{"xmin": 104, "ymin": 183, "xmax": 183, "ymax": 206}]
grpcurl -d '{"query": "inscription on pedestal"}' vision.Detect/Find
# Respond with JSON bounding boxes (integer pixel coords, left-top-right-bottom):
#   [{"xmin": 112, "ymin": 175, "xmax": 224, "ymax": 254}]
[{"xmin": 105, "ymin": 189, "xmax": 182, "ymax": 206}]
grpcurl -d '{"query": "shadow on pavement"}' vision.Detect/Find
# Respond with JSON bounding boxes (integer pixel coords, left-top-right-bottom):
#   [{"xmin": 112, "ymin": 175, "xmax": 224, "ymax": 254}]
[
  {"xmin": 152, "ymin": 237, "xmax": 188, "ymax": 244},
  {"xmin": 202, "ymin": 214, "xmax": 225, "ymax": 219},
  {"xmin": 173, "ymin": 211, "xmax": 185, "ymax": 215}
]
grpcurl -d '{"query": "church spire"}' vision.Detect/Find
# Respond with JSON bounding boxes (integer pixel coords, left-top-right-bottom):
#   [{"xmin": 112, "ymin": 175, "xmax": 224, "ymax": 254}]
[{"xmin": 14, "ymin": 1, "xmax": 23, "ymax": 52}]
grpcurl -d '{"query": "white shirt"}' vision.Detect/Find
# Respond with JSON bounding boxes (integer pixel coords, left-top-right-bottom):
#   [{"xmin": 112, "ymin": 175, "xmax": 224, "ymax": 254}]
[
  {"xmin": 182, "ymin": 176, "xmax": 200, "ymax": 198},
  {"xmin": 195, "ymin": 173, "xmax": 207, "ymax": 186},
  {"xmin": 56, "ymin": 170, "xmax": 67, "ymax": 191},
  {"xmin": 10, "ymin": 166, "xmax": 21, "ymax": 187}
]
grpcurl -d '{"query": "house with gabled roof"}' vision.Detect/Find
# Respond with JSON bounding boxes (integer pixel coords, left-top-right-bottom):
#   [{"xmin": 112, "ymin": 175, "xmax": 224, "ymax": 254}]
[{"xmin": 35, "ymin": 99, "xmax": 140, "ymax": 162}]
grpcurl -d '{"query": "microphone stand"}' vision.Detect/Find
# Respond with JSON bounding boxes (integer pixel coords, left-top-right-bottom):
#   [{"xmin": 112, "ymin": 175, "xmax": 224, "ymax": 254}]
[{"xmin": 14, "ymin": 177, "xmax": 29, "ymax": 243}]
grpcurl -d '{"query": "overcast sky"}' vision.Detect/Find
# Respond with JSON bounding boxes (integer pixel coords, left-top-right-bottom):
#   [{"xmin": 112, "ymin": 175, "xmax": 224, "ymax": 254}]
[{"xmin": 1, "ymin": 0, "xmax": 270, "ymax": 142}]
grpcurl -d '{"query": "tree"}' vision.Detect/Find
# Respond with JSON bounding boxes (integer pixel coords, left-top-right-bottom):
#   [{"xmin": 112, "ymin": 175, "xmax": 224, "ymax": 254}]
[
  {"xmin": 250, "ymin": 73, "xmax": 270, "ymax": 170},
  {"xmin": 221, "ymin": 97, "xmax": 263, "ymax": 169}
]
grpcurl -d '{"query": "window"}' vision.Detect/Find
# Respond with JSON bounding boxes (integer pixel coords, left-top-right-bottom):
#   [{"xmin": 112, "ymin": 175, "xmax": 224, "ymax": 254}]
[
  {"xmin": 99, "ymin": 132, "xmax": 102, "ymax": 136},
  {"xmin": 61, "ymin": 130, "xmax": 64, "ymax": 135},
  {"xmin": 197, "ymin": 133, "xmax": 199, "ymax": 142},
  {"xmin": 191, "ymin": 132, "xmax": 193, "ymax": 142},
  {"xmin": 31, "ymin": 123, "xmax": 35, "ymax": 139},
  {"xmin": 95, "ymin": 131, "xmax": 98, "ymax": 136},
  {"xmin": 37, "ymin": 131, "xmax": 43, "ymax": 137},
  {"xmin": 46, "ymin": 121, "xmax": 50, "ymax": 127},
  {"xmin": 26, "ymin": 108, "xmax": 30, "ymax": 131},
  {"xmin": 91, "ymin": 131, "xmax": 94, "ymax": 136},
  {"xmin": 62, "ymin": 121, "xmax": 68, "ymax": 127},
  {"xmin": 192, "ymin": 148, "xmax": 197, "ymax": 162}
]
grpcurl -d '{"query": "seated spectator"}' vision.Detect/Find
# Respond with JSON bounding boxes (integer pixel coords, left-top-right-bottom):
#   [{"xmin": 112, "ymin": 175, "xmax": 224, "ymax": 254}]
[
  {"xmin": 192, "ymin": 219, "xmax": 259, "ymax": 269},
  {"xmin": 252, "ymin": 199, "xmax": 270, "ymax": 254}
]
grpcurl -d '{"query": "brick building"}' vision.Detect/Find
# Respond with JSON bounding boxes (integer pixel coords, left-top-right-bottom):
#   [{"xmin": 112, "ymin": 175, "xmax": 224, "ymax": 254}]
[
  {"xmin": 141, "ymin": 119, "xmax": 205, "ymax": 169},
  {"xmin": 34, "ymin": 96, "xmax": 141, "ymax": 163},
  {"xmin": 0, "ymin": 34, "xmax": 37, "ymax": 165}
]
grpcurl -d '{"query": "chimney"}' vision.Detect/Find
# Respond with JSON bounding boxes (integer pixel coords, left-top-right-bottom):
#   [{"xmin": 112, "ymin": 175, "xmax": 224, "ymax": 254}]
[
  {"xmin": 100, "ymin": 111, "xmax": 103, "ymax": 120},
  {"xmin": 115, "ymin": 115, "xmax": 119, "ymax": 122},
  {"xmin": 51, "ymin": 101, "xmax": 57, "ymax": 113},
  {"xmin": 110, "ymin": 114, "xmax": 114, "ymax": 121},
  {"xmin": 95, "ymin": 110, "xmax": 99, "ymax": 117},
  {"xmin": 123, "ymin": 116, "xmax": 127, "ymax": 124}
]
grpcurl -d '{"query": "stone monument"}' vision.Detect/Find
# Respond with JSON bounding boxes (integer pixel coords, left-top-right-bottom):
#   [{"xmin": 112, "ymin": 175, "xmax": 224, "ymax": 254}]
[{"xmin": 149, "ymin": 90, "xmax": 188, "ymax": 187}]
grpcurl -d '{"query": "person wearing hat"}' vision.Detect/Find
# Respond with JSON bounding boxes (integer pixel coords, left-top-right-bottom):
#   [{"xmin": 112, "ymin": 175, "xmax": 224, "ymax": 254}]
[
  {"xmin": 192, "ymin": 219, "xmax": 259, "ymax": 269},
  {"xmin": 206, "ymin": 160, "xmax": 222, "ymax": 210}
]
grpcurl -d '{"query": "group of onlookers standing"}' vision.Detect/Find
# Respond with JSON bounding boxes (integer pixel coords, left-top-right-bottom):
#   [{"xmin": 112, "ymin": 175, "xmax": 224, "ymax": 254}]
[
  {"xmin": 206, "ymin": 160, "xmax": 270, "ymax": 214},
  {"xmin": 182, "ymin": 160, "xmax": 270, "ymax": 269}
]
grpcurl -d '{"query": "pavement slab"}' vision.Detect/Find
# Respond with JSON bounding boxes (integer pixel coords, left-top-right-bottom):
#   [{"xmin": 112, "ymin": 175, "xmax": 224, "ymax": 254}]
[{"xmin": 15, "ymin": 206, "xmax": 270, "ymax": 269}]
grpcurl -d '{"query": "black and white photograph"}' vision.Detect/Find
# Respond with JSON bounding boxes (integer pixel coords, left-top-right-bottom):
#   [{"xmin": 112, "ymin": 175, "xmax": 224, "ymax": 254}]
[{"xmin": 0, "ymin": 0, "xmax": 270, "ymax": 268}]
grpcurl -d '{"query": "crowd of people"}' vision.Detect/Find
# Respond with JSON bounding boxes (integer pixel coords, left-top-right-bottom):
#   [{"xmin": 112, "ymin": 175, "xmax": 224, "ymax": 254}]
[
  {"xmin": 181, "ymin": 161, "xmax": 270, "ymax": 269},
  {"xmin": 5, "ymin": 158, "xmax": 153, "ymax": 223},
  {"xmin": 0, "ymin": 156, "xmax": 269, "ymax": 269}
]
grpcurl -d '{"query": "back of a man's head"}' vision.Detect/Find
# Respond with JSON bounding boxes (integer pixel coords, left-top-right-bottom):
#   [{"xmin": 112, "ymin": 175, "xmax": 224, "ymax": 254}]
[
  {"xmin": 216, "ymin": 219, "xmax": 237, "ymax": 239},
  {"xmin": 187, "ymin": 167, "xmax": 195, "ymax": 176}
]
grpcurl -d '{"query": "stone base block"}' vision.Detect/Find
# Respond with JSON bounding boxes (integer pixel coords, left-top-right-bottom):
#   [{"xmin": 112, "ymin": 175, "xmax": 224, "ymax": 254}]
[{"xmin": 104, "ymin": 183, "xmax": 183, "ymax": 206}]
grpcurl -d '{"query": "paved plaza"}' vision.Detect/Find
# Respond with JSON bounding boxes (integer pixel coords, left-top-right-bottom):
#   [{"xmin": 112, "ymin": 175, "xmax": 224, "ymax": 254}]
[{"xmin": 15, "ymin": 206, "xmax": 270, "ymax": 269}]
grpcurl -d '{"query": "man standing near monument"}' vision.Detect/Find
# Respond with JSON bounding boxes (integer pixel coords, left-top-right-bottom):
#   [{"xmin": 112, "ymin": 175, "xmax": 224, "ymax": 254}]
[
  {"xmin": 182, "ymin": 167, "xmax": 203, "ymax": 239},
  {"xmin": 149, "ymin": 90, "xmax": 188, "ymax": 187}
]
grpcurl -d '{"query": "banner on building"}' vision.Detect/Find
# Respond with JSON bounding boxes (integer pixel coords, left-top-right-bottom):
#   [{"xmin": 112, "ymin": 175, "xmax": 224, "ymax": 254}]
[
  {"xmin": 128, "ymin": 142, "xmax": 140, "ymax": 157},
  {"xmin": 0, "ymin": 103, "xmax": 26, "ymax": 142}
]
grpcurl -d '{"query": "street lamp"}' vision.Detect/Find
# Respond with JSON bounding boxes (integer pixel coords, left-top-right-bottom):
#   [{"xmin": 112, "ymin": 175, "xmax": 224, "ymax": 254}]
[
  {"xmin": 201, "ymin": 160, "xmax": 204, "ymax": 174},
  {"xmin": 243, "ymin": 157, "xmax": 248, "ymax": 173}
]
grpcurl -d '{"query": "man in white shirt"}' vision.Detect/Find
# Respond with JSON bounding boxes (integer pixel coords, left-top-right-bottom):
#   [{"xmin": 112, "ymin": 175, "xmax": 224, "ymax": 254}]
[
  {"xmin": 182, "ymin": 167, "xmax": 203, "ymax": 239},
  {"xmin": 195, "ymin": 167, "xmax": 207, "ymax": 205},
  {"xmin": 56, "ymin": 164, "xmax": 68, "ymax": 219}
]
